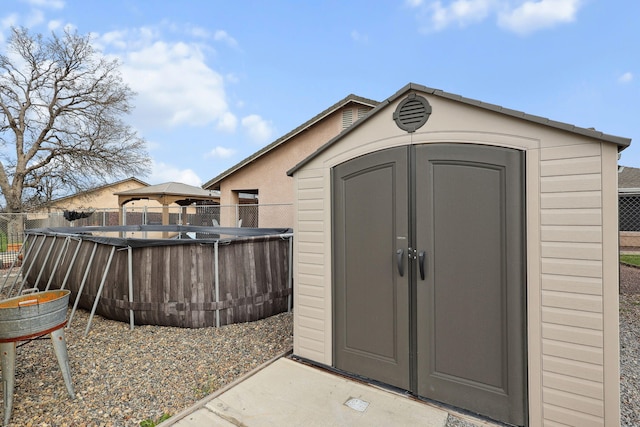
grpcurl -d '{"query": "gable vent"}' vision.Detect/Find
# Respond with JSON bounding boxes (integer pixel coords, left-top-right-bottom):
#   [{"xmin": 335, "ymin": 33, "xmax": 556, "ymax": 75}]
[
  {"xmin": 393, "ymin": 93, "xmax": 432, "ymax": 133},
  {"xmin": 342, "ymin": 109, "xmax": 353, "ymax": 129}
]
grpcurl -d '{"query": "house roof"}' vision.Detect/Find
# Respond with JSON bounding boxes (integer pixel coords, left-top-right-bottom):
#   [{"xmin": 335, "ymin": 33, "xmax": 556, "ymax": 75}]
[
  {"xmin": 288, "ymin": 83, "xmax": 632, "ymax": 176},
  {"xmin": 619, "ymin": 166, "xmax": 640, "ymax": 191},
  {"xmin": 50, "ymin": 177, "xmax": 149, "ymax": 204},
  {"xmin": 202, "ymin": 94, "xmax": 379, "ymax": 190}
]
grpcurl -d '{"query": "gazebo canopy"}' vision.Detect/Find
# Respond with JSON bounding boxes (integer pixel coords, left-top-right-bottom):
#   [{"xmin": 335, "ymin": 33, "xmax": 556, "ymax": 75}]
[
  {"xmin": 115, "ymin": 182, "xmax": 220, "ymax": 207},
  {"xmin": 114, "ymin": 182, "xmax": 220, "ymax": 232}
]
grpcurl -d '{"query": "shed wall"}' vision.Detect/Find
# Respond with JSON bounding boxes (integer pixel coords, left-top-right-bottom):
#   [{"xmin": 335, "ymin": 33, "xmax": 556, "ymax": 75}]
[{"xmin": 291, "ymin": 92, "xmax": 620, "ymax": 426}]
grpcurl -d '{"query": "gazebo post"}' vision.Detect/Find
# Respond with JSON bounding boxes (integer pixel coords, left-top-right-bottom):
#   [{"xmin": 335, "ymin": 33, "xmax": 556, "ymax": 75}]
[{"xmin": 162, "ymin": 204, "xmax": 169, "ymax": 238}]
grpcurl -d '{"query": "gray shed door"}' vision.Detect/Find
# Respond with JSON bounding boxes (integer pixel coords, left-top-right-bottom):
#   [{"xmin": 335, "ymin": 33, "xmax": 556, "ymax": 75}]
[{"xmin": 332, "ymin": 144, "xmax": 526, "ymax": 426}]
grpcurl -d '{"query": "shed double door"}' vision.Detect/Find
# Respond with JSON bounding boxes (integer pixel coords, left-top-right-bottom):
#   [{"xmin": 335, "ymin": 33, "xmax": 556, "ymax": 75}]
[{"xmin": 332, "ymin": 143, "xmax": 526, "ymax": 426}]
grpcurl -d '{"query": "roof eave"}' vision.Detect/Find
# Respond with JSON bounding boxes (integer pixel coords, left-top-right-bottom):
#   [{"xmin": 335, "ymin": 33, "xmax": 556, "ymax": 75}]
[{"xmin": 203, "ymin": 94, "xmax": 379, "ymax": 189}]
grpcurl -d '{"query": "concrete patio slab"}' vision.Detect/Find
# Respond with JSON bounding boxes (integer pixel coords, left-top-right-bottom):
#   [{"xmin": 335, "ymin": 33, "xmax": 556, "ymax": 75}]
[{"xmin": 166, "ymin": 357, "xmax": 450, "ymax": 427}]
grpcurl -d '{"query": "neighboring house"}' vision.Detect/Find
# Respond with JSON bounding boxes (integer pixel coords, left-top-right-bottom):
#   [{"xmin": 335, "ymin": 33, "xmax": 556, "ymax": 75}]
[
  {"xmin": 30, "ymin": 177, "xmax": 155, "ymax": 227},
  {"xmin": 618, "ymin": 165, "xmax": 640, "ymax": 246},
  {"xmin": 46, "ymin": 177, "xmax": 151, "ymax": 212},
  {"xmin": 202, "ymin": 94, "xmax": 378, "ymax": 227}
]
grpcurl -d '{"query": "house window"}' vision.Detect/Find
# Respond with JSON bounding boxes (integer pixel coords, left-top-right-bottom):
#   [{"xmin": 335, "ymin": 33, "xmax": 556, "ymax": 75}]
[{"xmin": 238, "ymin": 190, "xmax": 259, "ymax": 227}]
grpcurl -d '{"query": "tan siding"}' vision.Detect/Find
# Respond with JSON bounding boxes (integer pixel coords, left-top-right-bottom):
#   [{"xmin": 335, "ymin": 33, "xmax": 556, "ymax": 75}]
[
  {"xmin": 542, "ymin": 307, "xmax": 602, "ymax": 330},
  {"xmin": 541, "ymin": 291, "xmax": 602, "ymax": 312},
  {"xmin": 543, "ymin": 388, "xmax": 604, "ymax": 417},
  {"xmin": 298, "ymin": 283, "xmax": 324, "ymax": 298},
  {"xmin": 542, "ymin": 340, "xmax": 603, "ymax": 365},
  {"xmin": 540, "ymin": 208, "xmax": 601, "ymax": 226},
  {"xmin": 542, "ymin": 355, "xmax": 603, "ymax": 382},
  {"xmin": 539, "ymin": 145, "xmax": 606, "ymax": 425},
  {"xmin": 293, "ymin": 171, "xmax": 328, "ymax": 363},
  {"xmin": 540, "ymin": 225, "xmax": 602, "ymax": 243},
  {"xmin": 543, "ymin": 371, "xmax": 603, "ymax": 400},
  {"xmin": 543, "ymin": 404, "xmax": 604, "ymax": 427},
  {"xmin": 541, "ymin": 191, "xmax": 601, "ymax": 209},
  {"xmin": 298, "ymin": 252, "xmax": 323, "ymax": 265},
  {"xmin": 541, "ymin": 241, "xmax": 602, "ymax": 260},
  {"xmin": 540, "ymin": 173, "xmax": 601, "ymax": 192},
  {"xmin": 542, "ymin": 324, "xmax": 603, "ymax": 348},
  {"xmin": 540, "ymin": 155, "xmax": 601, "ymax": 177},
  {"xmin": 541, "ymin": 259, "xmax": 602, "ymax": 277},
  {"xmin": 541, "ymin": 274, "xmax": 602, "ymax": 296},
  {"xmin": 540, "ymin": 143, "xmax": 602, "ymax": 160}
]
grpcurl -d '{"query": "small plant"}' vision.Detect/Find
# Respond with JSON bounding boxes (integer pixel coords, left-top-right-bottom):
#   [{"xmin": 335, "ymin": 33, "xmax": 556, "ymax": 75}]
[{"xmin": 140, "ymin": 413, "xmax": 171, "ymax": 427}]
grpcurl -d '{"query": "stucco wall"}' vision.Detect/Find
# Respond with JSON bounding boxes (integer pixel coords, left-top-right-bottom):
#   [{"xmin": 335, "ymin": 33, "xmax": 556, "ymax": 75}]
[
  {"xmin": 215, "ymin": 103, "xmax": 371, "ymax": 227},
  {"xmin": 290, "ymin": 90, "xmax": 621, "ymax": 426}
]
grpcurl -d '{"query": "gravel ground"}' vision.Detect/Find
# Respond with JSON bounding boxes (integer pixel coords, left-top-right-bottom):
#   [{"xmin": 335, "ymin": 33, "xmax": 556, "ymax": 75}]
[
  {"xmin": 0, "ymin": 308, "xmax": 293, "ymax": 427},
  {"xmin": 619, "ymin": 263, "xmax": 640, "ymax": 427}
]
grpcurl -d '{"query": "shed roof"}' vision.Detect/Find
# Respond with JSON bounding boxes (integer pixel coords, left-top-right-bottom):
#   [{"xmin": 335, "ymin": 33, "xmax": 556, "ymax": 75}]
[
  {"xmin": 288, "ymin": 83, "xmax": 632, "ymax": 176},
  {"xmin": 202, "ymin": 94, "xmax": 378, "ymax": 190}
]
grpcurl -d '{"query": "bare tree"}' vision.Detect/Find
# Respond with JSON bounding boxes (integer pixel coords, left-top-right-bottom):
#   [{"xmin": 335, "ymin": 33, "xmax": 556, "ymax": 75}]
[{"xmin": 0, "ymin": 27, "xmax": 150, "ymax": 216}]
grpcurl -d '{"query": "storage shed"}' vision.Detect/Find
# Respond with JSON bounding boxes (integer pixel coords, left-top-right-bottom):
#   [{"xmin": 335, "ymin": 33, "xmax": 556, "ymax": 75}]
[{"xmin": 287, "ymin": 83, "xmax": 631, "ymax": 426}]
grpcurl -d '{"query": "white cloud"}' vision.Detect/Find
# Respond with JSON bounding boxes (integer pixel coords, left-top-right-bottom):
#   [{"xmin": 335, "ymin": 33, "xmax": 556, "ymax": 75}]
[
  {"xmin": 188, "ymin": 25, "xmax": 210, "ymax": 39},
  {"xmin": 113, "ymin": 38, "xmax": 232, "ymax": 129},
  {"xmin": 1, "ymin": 13, "xmax": 18, "ymax": 30},
  {"xmin": 47, "ymin": 19, "xmax": 62, "ymax": 31},
  {"xmin": 217, "ymin": 112, "xmax": 238, "ymax": 132},
  {"xmin": 411, "ymin": 0, "xmax": 583, "ymax": 34},
  {"xmin": 214, "ymin": 30, "xmax": 238, "ymax": 48},
  {"xmin": 619, "ymin": 72, "xmax": 634, "ymax": 84},
  {"xmin": 351, "ymin": 30, "xmax": 368, "ymax": 43},
  {"xmin": 226, "ymin": 73, "xmax": 240, "ymax": 84},
  {"xmin": 207, "ymin": 146, "xmax": 236, "ymax": 159},
  {"xmin": 148, "ymin": 161, "xmax": 202, "ymax": 186},
  {"xmin": 241, "ymin": 115, "xmax": 275, "ymax": 143},
  {"xmin": 25, "ymin": 8, "xmax": 45, "ymax": 27},
  {"xmin": 498, "ymin": 0, "xmax": 582, "ymax": 35},
  {"xmin": 429, "ymin": 0, "xmax": 494, "ymax": 31}
]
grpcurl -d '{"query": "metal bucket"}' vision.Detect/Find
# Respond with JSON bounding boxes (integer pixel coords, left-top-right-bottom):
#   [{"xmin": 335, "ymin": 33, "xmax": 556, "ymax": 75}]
[{"xmin": 0, "ymin": 290, "xmax": 70, "ymax": 342}]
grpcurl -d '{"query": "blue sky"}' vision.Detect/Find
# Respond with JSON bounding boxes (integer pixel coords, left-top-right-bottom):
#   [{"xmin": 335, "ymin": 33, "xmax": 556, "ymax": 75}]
[{"xmin": 2, "ymin": 0, "xmax": 638, "ymax": 186}]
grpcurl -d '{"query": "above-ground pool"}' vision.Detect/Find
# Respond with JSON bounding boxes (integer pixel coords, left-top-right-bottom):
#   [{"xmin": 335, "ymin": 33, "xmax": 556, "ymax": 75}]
[{"xmin": 14, "ymin": 225, "xmax": 293, "ymax": 328}]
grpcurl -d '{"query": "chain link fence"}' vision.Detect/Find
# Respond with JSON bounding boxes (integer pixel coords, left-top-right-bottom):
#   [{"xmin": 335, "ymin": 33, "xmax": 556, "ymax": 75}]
[{"xmin": 0, "ymin": 203, "xmax": 292, "ymax": 265}]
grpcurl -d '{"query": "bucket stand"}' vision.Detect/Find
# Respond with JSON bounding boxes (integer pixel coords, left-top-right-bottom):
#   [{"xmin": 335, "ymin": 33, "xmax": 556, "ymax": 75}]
[{"xmin": 0, "ymin": 321, "xmax": 75, "ymax": 426}]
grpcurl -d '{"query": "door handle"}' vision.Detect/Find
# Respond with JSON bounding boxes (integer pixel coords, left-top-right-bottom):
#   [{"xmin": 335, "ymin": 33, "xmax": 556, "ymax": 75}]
[
  {"xmin": 418, "ymin": 251, "xmax": 426, "ymax": 280},
  {"xmin": 396, "ymin": 249, "xmax": 404, "ymax": 277}
]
